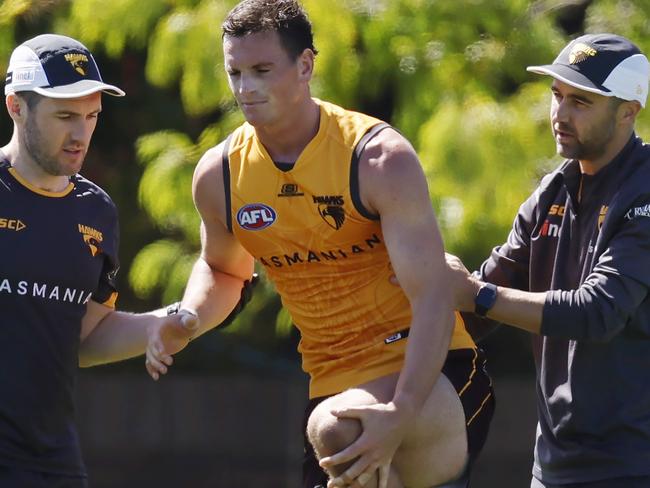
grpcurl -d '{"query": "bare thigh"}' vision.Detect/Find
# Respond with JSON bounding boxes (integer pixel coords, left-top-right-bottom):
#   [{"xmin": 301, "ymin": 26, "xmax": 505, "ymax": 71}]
[{"xmin": 308, "ymin": 372, "xmax": 467, "ymax": 487}]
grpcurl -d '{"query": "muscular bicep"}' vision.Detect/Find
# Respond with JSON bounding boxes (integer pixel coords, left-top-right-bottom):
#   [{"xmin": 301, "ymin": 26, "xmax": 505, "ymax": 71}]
[{"xmin": 192, "ymin": 144, "xmax": 254, "ymax": 280}]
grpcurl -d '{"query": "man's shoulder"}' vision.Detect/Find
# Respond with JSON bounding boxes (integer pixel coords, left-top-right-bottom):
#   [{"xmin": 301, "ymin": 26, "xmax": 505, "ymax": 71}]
[
  {"xmin": 629, "ymin": 138, "xmax": 650, "ymax": 173},
  {"xmin": 197, "ymin": 134, "xmax": 239, "ymax": 176},
  {"xmin": 316, "ymin": 98, "xmax": 387, "ymax": 143},
  {"xmin": 612, "ymin": 139, "xmax": 650, "ymax": 197},
  {"xmin": 71, "ymin": 174, "xmax": 117, "ymax": 213},
  {"xmin": 524, "ymin": 165, "xmax": 565, "ymax": 206},
  {"xmin": 212, "ymin": 124, "xmax": 253, "ymax": 161}
]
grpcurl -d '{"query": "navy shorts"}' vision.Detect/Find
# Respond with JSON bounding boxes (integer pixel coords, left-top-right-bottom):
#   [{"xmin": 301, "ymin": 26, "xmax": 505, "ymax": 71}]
[
  {"xmin": 0, "ymin": 464, "xmax": 87, "ymax": 488},
  {"xmin": 302, "ymin": 348, "xmax": 495, "ymax": 488}
]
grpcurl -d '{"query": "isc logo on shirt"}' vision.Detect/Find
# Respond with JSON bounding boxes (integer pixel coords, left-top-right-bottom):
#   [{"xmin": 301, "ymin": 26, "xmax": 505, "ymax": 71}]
[{"xmin": 237, "ymin": 204, "xmax": 277, "ymax": 230}]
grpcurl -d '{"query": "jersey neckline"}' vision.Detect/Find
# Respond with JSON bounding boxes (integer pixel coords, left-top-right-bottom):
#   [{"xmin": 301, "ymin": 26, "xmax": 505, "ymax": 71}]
[{"xmin": 7, "ymin": 166, "xmax": 74, "ymax": 198}]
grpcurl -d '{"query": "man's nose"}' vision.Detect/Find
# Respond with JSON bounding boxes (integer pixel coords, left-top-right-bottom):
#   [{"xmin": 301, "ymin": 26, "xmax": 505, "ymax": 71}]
[
  {"xmin": 553, "ymin": 99, "xmax": 570, "ymax": 123},
  {"xmin": 69, "ymin": 119, "xmax": 93, "ymax": 145},
  {"xmin": 237, "ymin": 74, "xmax": 257, "ymax": 95}
]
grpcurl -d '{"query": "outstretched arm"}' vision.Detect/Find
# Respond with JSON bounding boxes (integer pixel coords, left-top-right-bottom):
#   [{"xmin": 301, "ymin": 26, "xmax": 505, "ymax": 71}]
[
  {"xmin": 79, "ymin": 142, "xmax": 254, "ymax": 374},
  {"xmin": 78, "ymin": 300, "xmax": 197, "ymax": 369},
  {"xmin": 321, "ymin": 128, "xmax": 455, "ymax": 487},
  {"xmin": 446, "ymin": 253, "xmax": 544, "ymax": 334},
  {"xmin": 144, "ymin": 142, "xmax": 255, "ymax": 379}
]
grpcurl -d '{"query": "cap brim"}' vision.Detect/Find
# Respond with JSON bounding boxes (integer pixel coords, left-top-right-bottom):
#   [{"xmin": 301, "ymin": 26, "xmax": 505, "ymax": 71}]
[
  {"xmin": 526, "ymin": 63, "xmax": 614, "ymax": 98},
  {"xmin": 31, "ymin": 79, "xmax": 125, "ymax": 98}
]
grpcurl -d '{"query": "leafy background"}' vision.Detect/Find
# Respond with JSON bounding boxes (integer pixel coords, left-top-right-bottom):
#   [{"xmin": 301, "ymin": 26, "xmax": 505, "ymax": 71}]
[
  {"xmin": 2, "ymin": 0, "xmax": 650, "ymax": 485},
  {"xmin": 2, "ymin": 0, "xmax": 650, "ymax": 374}
]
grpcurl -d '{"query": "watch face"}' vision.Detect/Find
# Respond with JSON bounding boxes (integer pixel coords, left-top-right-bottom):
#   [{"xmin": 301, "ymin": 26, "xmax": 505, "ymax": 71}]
[{"xmin": 475, "ymin": 283, "xmax": 497, "ymax": 317}]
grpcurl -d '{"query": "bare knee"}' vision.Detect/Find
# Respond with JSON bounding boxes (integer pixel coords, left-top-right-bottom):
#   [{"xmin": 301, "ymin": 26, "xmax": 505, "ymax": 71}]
[{"xmin": 307, "ymin": 400, "xmax": 362, "ymax": 459}]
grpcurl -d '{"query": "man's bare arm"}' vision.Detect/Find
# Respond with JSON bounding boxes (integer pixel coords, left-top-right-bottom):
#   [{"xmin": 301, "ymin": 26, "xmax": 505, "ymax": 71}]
[{"xmin": 321, "ymin": 128, "xmax": 455, "ymax": 486}]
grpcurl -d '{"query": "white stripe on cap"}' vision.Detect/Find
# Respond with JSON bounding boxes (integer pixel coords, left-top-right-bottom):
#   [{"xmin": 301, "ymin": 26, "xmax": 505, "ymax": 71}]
[{"xmin": 602, "ymin": 54, "xmax": 649, "ymax": 108}]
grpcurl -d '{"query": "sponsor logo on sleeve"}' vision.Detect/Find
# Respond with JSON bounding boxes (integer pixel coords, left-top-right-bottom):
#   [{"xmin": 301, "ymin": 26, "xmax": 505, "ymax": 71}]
[{"xmin": 237, "ymin": 203, "xmax": 277, "ymax": 230}]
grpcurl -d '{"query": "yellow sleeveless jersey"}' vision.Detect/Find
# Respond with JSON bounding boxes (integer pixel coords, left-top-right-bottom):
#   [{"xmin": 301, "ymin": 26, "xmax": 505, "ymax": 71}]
[{"xmin": 225, "ymin": 99, "xmax": 474, "ymax": 397}]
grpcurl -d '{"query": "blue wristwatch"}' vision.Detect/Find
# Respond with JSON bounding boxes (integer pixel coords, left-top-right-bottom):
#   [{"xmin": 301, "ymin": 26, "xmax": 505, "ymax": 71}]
[{"xmin": 474, "ymin": 282, "xmax": 498, "ymax": 317}]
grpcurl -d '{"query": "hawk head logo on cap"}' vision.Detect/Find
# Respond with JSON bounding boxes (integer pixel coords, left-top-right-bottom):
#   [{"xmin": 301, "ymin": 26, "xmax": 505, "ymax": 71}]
[
  {"xmin": 569, "ymin": 43, "xmax": 598, "ymax": 64},
  {"xmin": 64, "ymin": 52, "xmax": 89, "ymax": 76}
]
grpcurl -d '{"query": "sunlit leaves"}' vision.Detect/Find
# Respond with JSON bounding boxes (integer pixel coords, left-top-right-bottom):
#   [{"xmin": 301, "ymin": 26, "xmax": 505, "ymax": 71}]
[
  {"xmin": 8, "ymin": 0, "xmax": 650, "ymax": 340},
  {"xmin": 418, "ymin": 83, "xmax": 554, "ymax": 269},
  {"xmin": 136, "ymin": 130, "xmax": 199, "ymax": 240},
  {"xmin": 58, "ymin": 0, "xmax": 169, "ymax": 55},
  {"xmin": 128, "ymin": 239, "xmax": 197, "ymax": 303},
  {"xmin": 146, "ymin": 0, "xmax": 233, "ymax": 115},
  {"xmin": 304, "ymin": 0, "xmax": 360, "ymax": 106}
]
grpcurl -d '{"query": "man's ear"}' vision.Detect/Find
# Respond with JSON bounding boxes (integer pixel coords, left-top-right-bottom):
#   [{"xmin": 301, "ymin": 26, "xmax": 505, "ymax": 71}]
[
  {"xmin": 5, "ymin": 94, "xmax": 24, "ymax": 122},
  {"xmin": 618, "ymin": 99, "xmax": 641, "ymax": 126},
  {"xmin": 297, "ymin": 48, "xmax": 315, "ymax": 82}
]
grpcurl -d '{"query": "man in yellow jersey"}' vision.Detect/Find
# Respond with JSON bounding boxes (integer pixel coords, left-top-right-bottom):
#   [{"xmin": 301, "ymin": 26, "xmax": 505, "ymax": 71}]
[{"xmin": 145, "ymin": 1, "xmax": 494, "ymax": 487}]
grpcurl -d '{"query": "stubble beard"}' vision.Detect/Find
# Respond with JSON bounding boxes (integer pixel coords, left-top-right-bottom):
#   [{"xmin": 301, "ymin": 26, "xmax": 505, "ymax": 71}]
[
  {"xmin": 557, "ymin": 113, "xmax": 617, "ymax": 162},
  {"xmin": 23, "ymin": 116, "xmax": 78, "ymax": 177}
]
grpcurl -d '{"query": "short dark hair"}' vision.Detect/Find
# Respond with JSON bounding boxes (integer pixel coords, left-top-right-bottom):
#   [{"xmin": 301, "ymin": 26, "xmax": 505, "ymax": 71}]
[
  {"xmin": 222, "ymin": 0, "xmax": 318, "ymax": 60},
  {"xmin": 15, "ymin": 91, "xmax": 42, "ymax": 110}
]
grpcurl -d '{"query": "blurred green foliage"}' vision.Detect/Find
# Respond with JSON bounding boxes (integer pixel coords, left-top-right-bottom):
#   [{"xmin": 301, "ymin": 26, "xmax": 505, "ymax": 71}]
[{"xmin": 2, "ymin": 0, "xmax": 650, "ymax": 361}]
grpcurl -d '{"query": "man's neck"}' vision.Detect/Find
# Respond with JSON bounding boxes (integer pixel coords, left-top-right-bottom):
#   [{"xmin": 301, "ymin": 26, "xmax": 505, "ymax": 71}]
[
  {"xmin": 255, "ymin": 98, "xmax": 320, "ymax": 163},
  {"xmin": 1, "ymin": 137, "xmax": 70, "ymax": 192}
]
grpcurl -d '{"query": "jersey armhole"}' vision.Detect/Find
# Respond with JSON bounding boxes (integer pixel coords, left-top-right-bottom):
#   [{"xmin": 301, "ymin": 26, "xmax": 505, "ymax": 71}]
[
  {"xmin": 350, "ymin": 123, "xmax": 391, "ymax": 221},
  {"xmin": 222, "ymin": 134, "xmax": 233, "ymax": 233}
]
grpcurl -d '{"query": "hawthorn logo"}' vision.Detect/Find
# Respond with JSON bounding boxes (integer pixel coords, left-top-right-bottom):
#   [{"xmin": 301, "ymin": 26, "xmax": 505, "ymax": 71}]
[
  {"xmin": 64, "ymin": 53, "xmax": 89, "ymax": 76},
  {"xmin": 569, "ymin": 43, "xmax": 597, "ymax": 64},
  {"xmin": 237, "ymin": 203, "xmax": 277, "ymax": 230},
  {"xmin": 0, "ymin": 217, "xmax": 26, "ymax": 232},
  {"xmin": 313, "ymin": 195, "xmax": 345, "ymax": 230},
  {"xmin": 78, "ymin": 224, "xmax": 103, "ymax": 256}
]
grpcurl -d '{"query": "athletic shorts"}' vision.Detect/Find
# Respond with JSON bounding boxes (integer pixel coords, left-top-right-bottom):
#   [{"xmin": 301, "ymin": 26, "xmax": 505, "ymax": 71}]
[
  {"xmin": 0, "ymin": 464, "xmax": 87, "ymax": 488},
  {"xmin": 302, "ymin": 347, "xmax": 495, "ymax": 488},
  {"xmin": 531, "ymin": 475, "xmax": 650, "ymax": 488}
]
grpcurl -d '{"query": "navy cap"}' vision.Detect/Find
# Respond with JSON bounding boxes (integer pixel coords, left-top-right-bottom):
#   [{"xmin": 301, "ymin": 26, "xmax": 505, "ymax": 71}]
[
  {"xmin": 5, "ymin": 34, "xmax": 125, "ymax": 98},
  {"xmin": 527, "ymin": 33, "xmax": 649, "ymax": 107}
]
